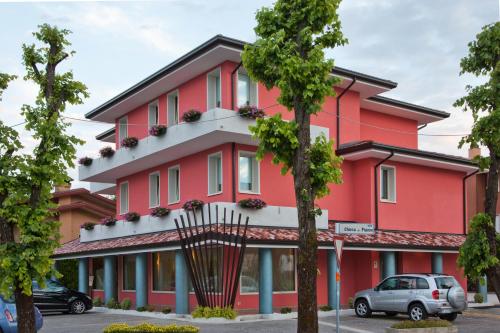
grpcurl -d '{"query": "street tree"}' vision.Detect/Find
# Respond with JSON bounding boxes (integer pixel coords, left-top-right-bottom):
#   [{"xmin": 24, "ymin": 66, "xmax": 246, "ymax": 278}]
[
  {"xmin": 242, "ymin": 1, "xmax": 345, "ymax": 332},
  {"xmin": 456, "ymin": 22, "xmax": 500, "ymax": 300},
  {"xmin": 0, "ymin": 24, "xmax": 88, "ymax": 333}
]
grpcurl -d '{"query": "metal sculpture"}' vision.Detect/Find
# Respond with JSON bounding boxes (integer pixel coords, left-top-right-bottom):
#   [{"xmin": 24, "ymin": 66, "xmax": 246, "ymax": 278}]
[{"xmin": 174, "ymin": 203, "xmax": 249, "ymax": 308}]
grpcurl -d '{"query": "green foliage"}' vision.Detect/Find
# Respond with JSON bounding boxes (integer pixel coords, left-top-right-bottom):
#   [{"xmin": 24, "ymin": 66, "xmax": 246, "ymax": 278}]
[
  {"xmin": 162, "ymin": 307, "xmax": 172, "ymax": 314},
  {"xmin": 106, "ymin": 298, "xmax": 120, "ymax": 309},
  {"xmin": 348, "ymin": 297, "xmax": 354, "ymax": 309},
  {"xmin": 93, "ymin": 297, "xmax": 103, "ymax": 307},
  {"xmin": 56, "ymin": 259, "xmax": 78, "ymax": 290},
  {"xmin": 458, "ymin": 214, "xmax": 500, "ymax": 281},
  {"xmin": 103, "ymin": 323, "xmax": 199, "ymax": 333},
  {"xmin": 145, "ymin": 304, "xmax": 155, "ymax": 312},
  {"xmin": 319, "ymin": 305, "xmax": 332, "ymax": 311},
  {"xmin": 191, "ymin": 306, "xmax": 237, "ymax": 320},
  {"xmin": 474, "ymin": 293, "xmax": 484, "ymax": 304},
  {"xmin": 136, "ymin": 306, "xmax": 146, "ymax": 312},
  {"xmin": 0, "ymin": 23, "xmax": 88, "ymax": 306},
  {"xmin": 280, "ymin": 307, "xmax": 292, "ymax": 314},
  {"xmin": 391, "ymin": 319, "xmax": 450, "ymax": 329},
  {"xmin": 0, "ymin": 73, "xmax": 17, "ymax": 100},
  {"xmin": 120, "ymin": 298, "xmax": 131, "ymax": 310}
]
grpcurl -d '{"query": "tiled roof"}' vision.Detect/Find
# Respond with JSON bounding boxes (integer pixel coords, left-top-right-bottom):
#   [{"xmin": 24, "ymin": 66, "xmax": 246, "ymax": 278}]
[{"xmin": 54, "ymin": 226, "xmax": 465, "ymax": 257}]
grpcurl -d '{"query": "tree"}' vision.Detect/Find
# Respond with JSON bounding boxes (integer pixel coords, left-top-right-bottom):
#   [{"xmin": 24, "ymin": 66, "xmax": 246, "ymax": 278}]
[
  {"xmin": 455, "ymin": 22, "xmax": 500, "ymax": 300},
  {"xmin": 0, "ymin": 24, "xmax": 88, "ymax": 333},
  {"xmin": 242, "ymin": 1, "xmax": 345, "ymax": 332}
]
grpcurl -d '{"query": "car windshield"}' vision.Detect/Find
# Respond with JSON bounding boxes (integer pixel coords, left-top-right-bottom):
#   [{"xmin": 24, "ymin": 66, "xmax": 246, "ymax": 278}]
[{"xmin": 434, "ymin": 276, "xmax": 459, "ymax": 289}]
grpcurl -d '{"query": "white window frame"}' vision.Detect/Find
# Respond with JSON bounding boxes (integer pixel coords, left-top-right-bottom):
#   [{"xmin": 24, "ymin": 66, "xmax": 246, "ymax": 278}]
[
  {"xmin": 119, "ymin": 181, "xmax": 129, "ymax": 214},
  {"xmin": 380, "ymin": 165, "xmax": 396, "ymax": 203},
  {"xmin": 149, "ymin": 171, "xmax": 161, "ymax": 208},
  {"xmin": 238, "ymin": 151, "xmax": 260, "ymax": 194},
  {"xmin": 206, "ymin": 67, "xmax": 222, "ymax": 110},
  {"xmin": 236, "ymin": 70, "xmax": 258, "ymax": 107},
  {"xmin": 168, "ymin": 165, "xmax": 180, "ymax": 205},
  {"xmin": 208, "ymin": 151, "xmax": 223, "ymax": 196},
  {"xmin": 148, "ymin": 100, "xmax": 159, "ymax": 129},
  {"xmin": 167, "ymin": 90, "xmax": 179, "ymax": 126},
  {"xmin": 118, "ymin": 116, "xmax": 128, "ymax": 146}
]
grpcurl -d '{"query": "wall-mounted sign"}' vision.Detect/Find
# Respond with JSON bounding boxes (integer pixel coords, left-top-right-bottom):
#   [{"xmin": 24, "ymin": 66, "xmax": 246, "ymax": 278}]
[{"xmin": 335, "ymin": 222, "xmax": 375, "ymax": 235}]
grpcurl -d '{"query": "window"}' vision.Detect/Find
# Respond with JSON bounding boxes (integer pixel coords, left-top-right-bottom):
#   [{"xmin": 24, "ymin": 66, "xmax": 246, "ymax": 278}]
[
  {"xmin": 122, "ymin": 255, "xmax": 136, "ymax": 291},
  {"xmin": 93, "ymin": 257, "xmax": 104, "ymax": 290},
  {"xmin": 118, "ymin": 117, "xmax": 128, "ymax": 146},
  {"xmin": 119, "ymin": 182, "xmax": 129, "ymax": 214},
  {"xmin": 434, "ymin": 277, "xmax": 459, "ymax": 289},
  {"xmin": 237, "ymin": 71, "xmax": 257, "ymax": 107},
  {"xmin": 207, "ymin": 68, "xmax": 221, "ymax": 109},
  {"xmin": 240, "ymin": 248, "xmax": 259, "ymax": 293},
  {"xmin": 208, "ymin": 152, "xmax": 222, "ymax": 195},
  {"xmin": 168, "ymin": 166, "xmax": 180, "ymax": 204},
  {"xmin": 397, "ymin": 277, "xmax": 416, "ymax": 290},
  {"xmin": 272, "ymin": 249, "xmax": 296, "ymax": 292},
  {"xmin": 152, "ymin": 252, "xmax": 176, "ymax": 292},
  {"xmin": 379, "ymin": 277, "xmax": 398, "ymax": 291},
  {"xmin": 239, "ymin": 152, "xmax": 259, "ymax": 193},
  {"xmin": 167, "ymin": 91, "xmax": 179, "ymax": 126},
  {"xmin": 380, "ymin": 165, "xmax": 396, "ymax": 202},
  {"xmin": 416, "ymin": 278, "xmax": 430, "ymax": 289},
  {"xmin": 149, "ymin": 172, "xmax": 160, "ymax": 208},
  {"xmin": 42, "ymin": 280, "xmax": 65, "ymax": 292},
  {"xmin": 148, "ymin": 100, "xmax": 159, "ymax": 128}
]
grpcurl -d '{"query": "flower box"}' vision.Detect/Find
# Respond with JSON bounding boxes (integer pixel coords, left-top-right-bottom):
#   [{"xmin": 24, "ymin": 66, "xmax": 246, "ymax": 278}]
[
  {"xmin": 238, "ymin": 105, "xmax": 265, "ymax": 119},
  {"xmin": 101, "ymin": 216, "xmax": 117, "ymax": 226},
  {"xmin": 121, "ymin": 137, "xmax": 139, "ymax": 148},
  {"xmin": 78, "ymin": 157, "xmax": 93, "ymax": 166},
  {"xmin": 149, "ymin": 125, "xmax": 167, "ymax": 136},
  {"xmin": 150, "ymin": 207, "xmax": 171, "ymax": 218},
  {"xmin": 238, "ymin": 198, "xmax": 267, "ymax": 209},
  {"xmin": 80, "ymin": 222, "xmax": 96, "ymax": 231},
  {"xmin": 125, "ymin": 212, "xmax": 140, "ymax": 222},
  {"xmin": 182, "ymin": 109, "xmax": 202, "ymax": 123},
  {"xmin": 99, "ymin": 146, "xmax": 115, "ymax": 158},
  {"xmin": 182, "ymin": 199, "xmax": 205, "ymax": 211}
]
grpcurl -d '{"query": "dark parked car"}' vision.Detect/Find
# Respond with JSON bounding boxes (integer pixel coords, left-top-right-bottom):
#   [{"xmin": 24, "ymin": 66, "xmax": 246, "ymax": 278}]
[
  {"xmin": 0, "ymin": 295, "xmax": 43, "ymax": 333},
  {"xmin": 32, "ymin": 280, "xmax": 92, "ymax": 314}
]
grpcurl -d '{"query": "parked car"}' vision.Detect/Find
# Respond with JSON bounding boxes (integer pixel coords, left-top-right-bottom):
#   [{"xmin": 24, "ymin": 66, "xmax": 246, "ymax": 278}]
[
  {"xmin": 0, "ymin": 295, "xmax": 43, "ymax": 333},
  {"xmin": 32, "ymin": 279, "xmax": 93, "ymax": 314},
  {"xmin": 354, "ymin": 274, "xmax": 466, "ymax": 321}
]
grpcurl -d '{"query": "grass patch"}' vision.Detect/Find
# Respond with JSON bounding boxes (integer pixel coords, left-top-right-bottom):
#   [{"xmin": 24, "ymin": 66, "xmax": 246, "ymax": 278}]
[{"xmin": 391, "ymin": 319, "xmax": 451, "ymax": 329}]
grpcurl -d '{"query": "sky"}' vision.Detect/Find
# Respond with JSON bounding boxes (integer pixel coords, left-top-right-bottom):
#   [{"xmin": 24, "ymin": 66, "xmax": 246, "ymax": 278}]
[{"xmin": 0, "ymin": 0, "xmax": 499, "ymax": 189}]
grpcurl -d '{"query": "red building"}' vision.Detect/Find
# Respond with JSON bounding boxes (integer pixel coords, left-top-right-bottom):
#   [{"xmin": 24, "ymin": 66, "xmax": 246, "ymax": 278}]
[{"xmin": 55, "ymin": 36, "xmax": 477, "ymax": 314}]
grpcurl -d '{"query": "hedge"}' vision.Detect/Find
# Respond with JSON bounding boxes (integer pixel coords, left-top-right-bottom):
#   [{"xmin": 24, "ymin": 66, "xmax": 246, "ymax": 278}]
[{"xmin": 103, "ymin": 323, "xmax": 199, "ymax": 333}]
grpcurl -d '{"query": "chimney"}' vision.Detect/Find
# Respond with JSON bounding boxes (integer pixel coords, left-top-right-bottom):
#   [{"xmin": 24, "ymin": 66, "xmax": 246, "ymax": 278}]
[{"xmin": 468, "ymin": 145, "xmax": 481, "ymax": 160}]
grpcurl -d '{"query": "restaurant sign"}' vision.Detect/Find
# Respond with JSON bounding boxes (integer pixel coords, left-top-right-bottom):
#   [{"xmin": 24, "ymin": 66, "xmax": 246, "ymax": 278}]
[{"xmin": 335, "ymin": 222, "xmax": 375, "ymax": 235}]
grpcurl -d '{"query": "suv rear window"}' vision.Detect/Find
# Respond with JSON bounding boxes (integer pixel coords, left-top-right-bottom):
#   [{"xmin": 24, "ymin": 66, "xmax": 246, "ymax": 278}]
[
  {"xmin": 434, "ymin": 276, "xmax": 458, "ymax": 289},
  {"xmin": 416, "ymin": 278, "xmax": 429, "ymax": 289}
]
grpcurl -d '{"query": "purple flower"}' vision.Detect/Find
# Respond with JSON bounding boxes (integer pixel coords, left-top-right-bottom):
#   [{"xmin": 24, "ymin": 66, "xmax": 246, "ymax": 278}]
[
  {"xmin": 125, "ymin": 212, "xmax": 140, "ymax": 222},
  {"xmin": 150, "ymin": 207, "xmax": 170, "ymax": 217},
  {"xmin": 121, "ymin": 137, "xmax": 139, "ymax": 148},
  {"xmin": 182, "ymin": 199, "xmax": 205, "ymax": 210},
  {"xmin": 100, "ymin": 216, "xmax": 117, "ymax": 226},
  {"xmin": 78, "ymin": 157, "xmax": 93, "ymax": 166},
  {"xmin": 80, "ymin": 222, "xmax": 96, "ymax": 230},
  {"xmin": 99, "ymin": 146, "xmax": 115, "ymax": 158},
  {"xmin": 238, "ymin": 198, "xmax": 267, "ymax": 209},
  {"xmin": 149, "ymin": 125, "xmax": 167, "ymax": 136},
  {"xmin": 182, "ymin": 110, "xmax": 202, "ymax": 123},
  {"xmin": 238, "ymin": 106, "xmax": 265, "ymax": 119}
]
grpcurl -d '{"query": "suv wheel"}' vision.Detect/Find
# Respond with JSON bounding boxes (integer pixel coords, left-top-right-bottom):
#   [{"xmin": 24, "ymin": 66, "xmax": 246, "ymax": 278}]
[
  {"xmin": 439, "ymin": 313, "xmax": 458, "ymax": 321},
  {"xmin": 355, "ymin": 299, "xmax": 372, "ymax": 318},
  {"xmin": 408, "ymin": 303, "xmax": 427, "ymax": 321},
  {"xmin": 70, "ymin": 300, "xmax": 86, "ymax": 314}
]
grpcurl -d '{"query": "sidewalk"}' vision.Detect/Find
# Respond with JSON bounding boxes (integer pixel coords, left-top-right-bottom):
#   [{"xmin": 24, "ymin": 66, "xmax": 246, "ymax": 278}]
[{"xmin": 467, "ymin": 292, "xmax": 499, "ymax": 308}]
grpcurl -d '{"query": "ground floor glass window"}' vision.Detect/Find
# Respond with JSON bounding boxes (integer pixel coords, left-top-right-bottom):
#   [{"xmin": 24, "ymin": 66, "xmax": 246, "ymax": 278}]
[
  {"xmin": 152, "ymin": 252, "xmax": 176, "ymax": 291},
  {"xmin": 272, "ymin": 249, "xmax": 296, "ymax": 292},
  {"xmin": 240, "ymin": 248, "xmax": 259, "ymax": 293},
  {"xmin": 93, "ymin": 257, "xmax": 104, "ymax": 290},
  {"xmin": 122, "ymin": 255, "xmax": 136, "ymax": 291}
]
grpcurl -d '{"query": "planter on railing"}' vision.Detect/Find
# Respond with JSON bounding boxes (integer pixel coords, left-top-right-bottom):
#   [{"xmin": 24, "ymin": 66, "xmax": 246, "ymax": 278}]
[
  {"xmin": 101, "ymin": 216, "xmax": 117, "ymax": 227},
  {"xmin": 182, "ymin": 199, "xmax": 204, "ymax": 211},
  {"xmin": 125, "ymin": 212, "xmax": 140, "ymax": 222},
  {"xmin": 149, "ymin": 125, "xmax": 167, "ymax": 137},
  {"xmin": 182, "ymin": 109, "xmax": 202, "ymax": 123},
  {"xmin": 238, "ymin": 105, "xmax": 265, "ymax": 119},
  {"xmin": 121, "ymin": 137, "xmax": 139, "ymax": 148},
  {"xmin": 78, "ymin": 157, "xmax": 93, "ymax": 166},
  {"xmin": 80, "ymin": 222, "xmax": 96, "ymax": 231},
  {"xmin": 99, "ymin": 146, "xmax": 115, "ymax": 158},
  {"xmin": 238, "ymin": 198, "xmax": 267, "ymax": 209},
  {"xmin": 150, "ymin": 207, "xmax": 170, "ymax": 218}
]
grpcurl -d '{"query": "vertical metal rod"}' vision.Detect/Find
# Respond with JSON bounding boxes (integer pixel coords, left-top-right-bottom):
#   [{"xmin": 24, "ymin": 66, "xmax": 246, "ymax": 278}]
[
  {"xmin": 220, "ymin": 207, "xmax": 227, "ymax": 307},
  {"xmin": 226, "ymin": 213, "xmax": 241, "ymax": 306},
  {"xmin": 189, "ymin": 208, "xmax": 209, "ymax": 307},
  {"xmin": 198, "ymin": 206, "xmax": 214, "ymax": 307},
  {"xmin": 177, "ymin": 216, "xmax": 202, "ymax": 305},
  {"xmin": 230, "ymin": 216, "xmax": 249, "ymax": 306},
  {"xmin": 214, "ymin": 205, "xmax": 221, "ymax": 307},
  {"xmin": 223, "ymin": 210, "xmax": 235, "ymax": 307}
]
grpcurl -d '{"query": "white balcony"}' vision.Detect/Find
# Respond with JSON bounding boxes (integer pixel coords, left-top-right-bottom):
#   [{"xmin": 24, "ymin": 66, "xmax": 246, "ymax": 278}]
[
  {"xmin": 80, "ymin": 202, "xmax": 328, "ymax": 242},
  {"xmin": 79, "ymin": 108, "xmax": 329, "ymax": 183}
]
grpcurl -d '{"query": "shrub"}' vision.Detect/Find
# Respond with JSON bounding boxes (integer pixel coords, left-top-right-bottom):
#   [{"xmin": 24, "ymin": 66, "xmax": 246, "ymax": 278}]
[
  {"xmin": 103, "ymin": 323, "xmax": 200, "ymax": 333},
  {"xmin": 238, "ymin": 105, "xmax": 265, "ymax": 119},
  {"xmin": 191, "ymin": 306, "xmax": 237, "ymax": 320},
  {"xmin": 121, "ymin": 136, "xmax": 139, "ymax": 148},
  {"xmin": 238, "ymin": 198, "xmax": 267, "ymax": 209},
  {"xmin": 100, "ymin": 146, "xmax": 115, "ymax": 158},
  {"xmin": 149, "ymin": 124, "xmax": 167, "ymax": 136},
  {"xmin": 125, "ymin": 212, "xmax": 141, "ymax": 222},
  {"xmin": 391, "ymin": 319, "xmax": 450, "ymax": 329},
  {"xmin": 101, "ymin": 216, "xmax": 117, "ymax": 226},
  {"xmin": 319, "ymin": 305, "xmax": 333, "ymax": 311},
  {"xmin": 106, "ymin": 298, "xmax": 120, "ymax": 309},
  {"xmin": 182, "ymin": 109, "xmax": 202, "ymax": 123},
  {"xmin": 182, "ymin": 199, "xmax": 204, "ymax": 211},
  {"xmin": 78, "ymin": 156, "xmax": 93, "ymax": 166},
  {"xmin": 348, "ymin": 297, "xmax": 354, "ymax": 309},
  {"xmin": 150, "ymin": 207, "xmax": 171, "ymax": 218},
  {"xmin": 474, "ymin": 293, "xmax": 484, "ymax": 303},
  {"xmin": 80, "ymin": 222, "xmax": 96, "ymax": 230},
  {"xmin": 162, "ymin": 307, "xmax": 172, "ymax": 314},
  {"xmin": 145, "ymin": 304, "xmax": 155, "ymax": 312},
  {"xmin": 136, "ymin": 306, "xmax": 146, "ymax": 312},
  {"xmin": 93, "ymin": 297, "xmax": 103, "ymax": 307},
  {"xmin": 280, "ymin": 307, "xmax": 292, "ymax": 314},
  {"xmin": 120, "ymin": 298, "xmax": 131, "ymax": 310}
]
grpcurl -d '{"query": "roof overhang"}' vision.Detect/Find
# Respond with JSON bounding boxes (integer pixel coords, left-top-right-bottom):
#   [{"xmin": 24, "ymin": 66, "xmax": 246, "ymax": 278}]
[{"xmin": 96, "ymin": 127, "xmax": 115, "ymax": 143}]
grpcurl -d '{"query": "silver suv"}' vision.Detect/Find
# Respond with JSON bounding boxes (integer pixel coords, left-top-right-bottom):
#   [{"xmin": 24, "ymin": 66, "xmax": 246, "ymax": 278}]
[{"xmin": 354, "ymin": 274, "xmax": 466, "ymax": 321}]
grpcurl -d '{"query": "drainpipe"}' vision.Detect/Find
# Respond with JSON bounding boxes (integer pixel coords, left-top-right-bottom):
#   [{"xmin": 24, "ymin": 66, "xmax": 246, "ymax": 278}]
[
  {"xmin": 374, "ymin": 151, "xmax": 394, "ymax": 229},
  {"xmin": 336, "ymin": 77, "xmax": 357, "ymax": 149},
  {"xmin": 232, "ymin": 142, "xmax": 236, "ymax": 203},
  {"xmin": 231, "ymin": 62, "xmax": 243, "ymax": 111},
  {"xmin": 462, "ymin": 169, "xmax": 479, "ymax": 234}
]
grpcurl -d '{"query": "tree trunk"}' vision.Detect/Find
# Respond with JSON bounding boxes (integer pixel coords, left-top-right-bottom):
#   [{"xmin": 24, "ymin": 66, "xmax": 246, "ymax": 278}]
[
  {"xmin": 293, "ymin": 106, "xmax": 318, "ymax": 333},
  {"xmin": 14, "ymin": 288, "xmax": 36, "ymax": 333},
  {"xmin": 484, "ymin": 149, "xmax": 500, "ymax": 301}
]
